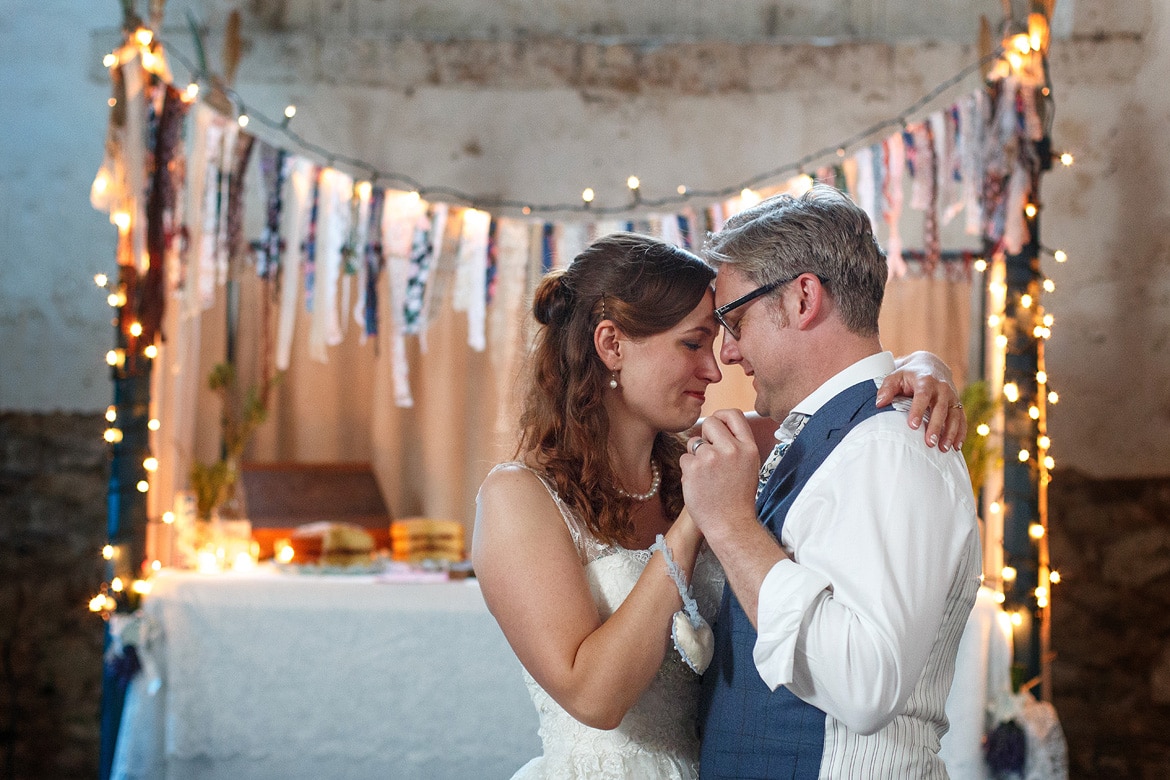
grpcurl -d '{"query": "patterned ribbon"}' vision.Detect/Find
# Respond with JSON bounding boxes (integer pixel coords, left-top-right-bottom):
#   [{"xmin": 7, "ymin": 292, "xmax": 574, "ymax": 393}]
[
  {"xmin": 251, "ymin": 143, "xmax": 289, "ymax": 281},
  {"xmin": 756, "ymin": 412, "xmax": 811, "ymax": 499}
]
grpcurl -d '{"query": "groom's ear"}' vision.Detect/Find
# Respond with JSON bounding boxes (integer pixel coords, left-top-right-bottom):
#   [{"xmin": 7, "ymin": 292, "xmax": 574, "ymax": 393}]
[{"xmin": 594, "ymin": 320, "xmax": 623, "ymax": 370}]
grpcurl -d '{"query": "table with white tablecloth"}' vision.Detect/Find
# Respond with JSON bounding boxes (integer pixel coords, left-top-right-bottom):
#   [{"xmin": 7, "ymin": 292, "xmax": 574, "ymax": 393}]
[{"xmin": 110, "ymin": 569, "xmax": 540, "ymax": 780}]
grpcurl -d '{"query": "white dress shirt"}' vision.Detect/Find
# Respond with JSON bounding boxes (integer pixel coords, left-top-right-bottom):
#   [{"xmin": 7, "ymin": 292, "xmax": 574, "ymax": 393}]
[{"xmin": 753, "ymin": 351, "xmax": 983, "ymax": 776}]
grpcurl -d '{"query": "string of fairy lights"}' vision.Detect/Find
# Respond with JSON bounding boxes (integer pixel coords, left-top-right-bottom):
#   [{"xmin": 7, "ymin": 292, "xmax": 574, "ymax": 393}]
[{"xmin": 87, "ymin": 12, "xmax": 1072, "ymax": 692}]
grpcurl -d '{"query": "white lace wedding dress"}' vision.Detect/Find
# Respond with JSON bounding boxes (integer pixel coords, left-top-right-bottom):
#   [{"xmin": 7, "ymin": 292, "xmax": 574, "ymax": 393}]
[{"xmin": 497, "ymin": 464, "xmax": 725, "ymax": 780}]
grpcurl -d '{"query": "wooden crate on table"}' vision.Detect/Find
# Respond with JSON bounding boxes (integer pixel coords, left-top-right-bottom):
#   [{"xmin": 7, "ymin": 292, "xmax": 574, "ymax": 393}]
[{"xmin": 239, "ymin": 462, "xmax": 392, "ymax": 559}]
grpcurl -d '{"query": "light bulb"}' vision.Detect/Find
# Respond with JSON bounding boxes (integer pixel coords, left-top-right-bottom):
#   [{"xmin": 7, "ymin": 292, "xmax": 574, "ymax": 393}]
[
  {"xmin": 1003, "ymin": 382, "xmax": 1019, "ymax": 402},
  {"xmin": 111, "ymin": 577, "xmax": 124, "ymax": 592},
  {"xmin": 1028, "ymin": 405, "xmax": 1040, "ymax": 419},
  {"xmin": 185, "ymin": 82, "xmax": 200, "ymax": 101},
  {"xmin": 1050, "ymin": 570, "xmax": 1061, "ymax": 584},
  {"xmin": 989, "ymin": 501, "xmax": 1002, "ymax": 514},
  {"xmin": 284, "ymin": 105, "xmax": 297, "ymax": 119},
  {"xmin": 988, "ymin": 314, "xmax": 1001, "ymax": 328},
  {"xmin": 977, "ymin": 423, "xmax": 991, "ymax": 437},
  {"xmin": 1029, "ymin": 523, "xmax": 1045, "ymax": 539},
  {"xmin": 147, "ymin": 419, "xmax": 161, "ymax": 431},
  {"xmin": 1060, "ymin": 153, "xmax": 1074, "ymax": 166},
  {"xmin": 626, "ymin": 175, "xmax": 640, "ymax": 191},
  {"xmin": 143, "ymin": 456, "xmax": 159, "ymax": 472},
  {"xmin": 136, "ymin": 480, "xmax": 149, "ymax": 493},
  {"xmin": 162, "ymin": 511, "xmax": 175, "ymax": 524},
  {"xmin": 129, "ymin": 322, "xmax": 143, "ymax": 337},
  {"xmin": 134, "ymin": 28, "xmax": 153, "ymax": 47},
  {"xmin": 105, "ymin": 406, "xmax": 117, "ymax": 423},
  {"xmin": 1002, "ymin": 566, "xmax": 1017, "ymax": 582},
  {"xmin": 995, "ymin": 334, "xmax": 1008, "ymax": 348},
  {"xmin": 1036, "ymin": 370, "xmax": 1048, "ymax": 384},
  {"xmin": 1043, "ymin": 279, "xmax": 1055, "ymax": 292},
  {"xmin": 102, "ymin": 545, "xmax": 115, "ymax": 560},
  {"xmin": 1044, "ymin": 455, "xmax": 1055, "ymax": 470},
  {"xmin": 676, "ymin": 185, "xmax": 687, "ymax": 195},
  {"xmin": 974, "ymin": 258, "xmax": 987, "ymax": 272},
  {"xmin": 1020, "ymin": 293, "xmax": 1033, "ymax": 308},
  {"xmin": 144, "ymin": 344, "xmax": 158, "ymax": 359},
  {"xmin": 1038, "ymin": 435, "xmax": 1051, "ymax": 449},
  {"xmin": 238, "ymin": 114, "xmax": 250, "ymax": 128},
  {"xmin": 1010, "ymin": 611, "xmax": 1024, "ymax": 627},
  {"xmin": 581, "ymin": 188, "xmax": 594, "ymax": 203},
  {"xmin": 1048, "ymin": 391, "xmax": 1059, "ymax": 404},
  {"xmin": 103, "ymin": 53, "xmax": 117, "ymax": 68},
  {"xmin": 1054, "ymin": 249, "xmax": 1067, "ymax": 263},
  {"xmin": 1018, "ymin": 449, "xmax": 1030, "ymax": 462}
]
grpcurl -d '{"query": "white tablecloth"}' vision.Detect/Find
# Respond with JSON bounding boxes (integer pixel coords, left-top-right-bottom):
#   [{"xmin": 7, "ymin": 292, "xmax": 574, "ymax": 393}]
[{"xmin": 110, "ymin": 569, "xmax": 540, "ymax": 780}]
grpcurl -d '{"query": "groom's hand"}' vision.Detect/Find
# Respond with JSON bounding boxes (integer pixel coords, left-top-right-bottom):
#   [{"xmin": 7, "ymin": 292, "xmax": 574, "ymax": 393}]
[{"xmin": 680, "ymin": 409, "xmax": 760, "ymax": 541}]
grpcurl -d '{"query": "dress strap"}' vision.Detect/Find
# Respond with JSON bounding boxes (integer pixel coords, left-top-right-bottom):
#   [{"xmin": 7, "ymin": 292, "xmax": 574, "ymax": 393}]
[{"xmin": 485, "ymin": 462, "xmax": 599, "ymax": 565}]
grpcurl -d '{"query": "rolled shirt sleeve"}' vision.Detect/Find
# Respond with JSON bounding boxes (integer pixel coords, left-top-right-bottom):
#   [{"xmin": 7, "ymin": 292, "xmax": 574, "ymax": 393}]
[{"xmin": 750, "ymin": 415, "xmax": 979, "ymax": 734}]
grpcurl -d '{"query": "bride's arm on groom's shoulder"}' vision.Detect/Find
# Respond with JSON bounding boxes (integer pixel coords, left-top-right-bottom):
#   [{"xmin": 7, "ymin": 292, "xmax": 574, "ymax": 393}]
[{"xmin": 473, "ymin": 465, "xmax": 699, "ymax": 731}]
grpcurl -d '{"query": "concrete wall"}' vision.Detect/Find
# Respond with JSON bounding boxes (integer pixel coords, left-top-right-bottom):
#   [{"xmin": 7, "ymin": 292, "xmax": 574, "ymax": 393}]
[{"xmin": 2, "ymin": 0, "xmax": 1167, "ymax": 477}]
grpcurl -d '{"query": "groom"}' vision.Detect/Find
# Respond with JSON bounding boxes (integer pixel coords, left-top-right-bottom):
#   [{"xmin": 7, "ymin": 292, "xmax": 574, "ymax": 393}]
[{"xmin": 681, "ymin": 185, "xmax": 981, "ymax": 778}]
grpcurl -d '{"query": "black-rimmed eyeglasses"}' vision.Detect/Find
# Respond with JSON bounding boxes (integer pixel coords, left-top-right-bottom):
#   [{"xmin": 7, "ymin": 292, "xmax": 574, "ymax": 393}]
[{"xmin": 714, "ymin": 274, "xmax": 800, "ymax": 340}]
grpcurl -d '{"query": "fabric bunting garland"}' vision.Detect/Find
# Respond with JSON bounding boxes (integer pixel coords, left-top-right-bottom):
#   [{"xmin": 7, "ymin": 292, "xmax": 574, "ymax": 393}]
[{"xmin": 120, "ymin": 82, "xmax": 1044, "ymax": 403}]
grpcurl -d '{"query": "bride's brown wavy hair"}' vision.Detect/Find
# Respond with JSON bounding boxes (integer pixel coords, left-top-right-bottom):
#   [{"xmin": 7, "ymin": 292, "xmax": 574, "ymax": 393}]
[{"xmin": 517, "ymin": 232, "xmax": 716, "ymax": 547}]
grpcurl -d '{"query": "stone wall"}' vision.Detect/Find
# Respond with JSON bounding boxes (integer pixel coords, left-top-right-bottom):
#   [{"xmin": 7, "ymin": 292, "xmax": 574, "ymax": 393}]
[
  {"xmin": 1050, "ymin": 469, "xmax": 1170, "ymax": 778},
  {"xmin": 0, "ymin": 412, "xmax": 106, "ymax": 779}
]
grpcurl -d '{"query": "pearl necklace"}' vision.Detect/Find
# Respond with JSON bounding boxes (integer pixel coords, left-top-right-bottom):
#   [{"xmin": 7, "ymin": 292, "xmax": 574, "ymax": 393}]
[{"xmin": 617, "ymin": 461, "xmax": 661, "ymax": 502}]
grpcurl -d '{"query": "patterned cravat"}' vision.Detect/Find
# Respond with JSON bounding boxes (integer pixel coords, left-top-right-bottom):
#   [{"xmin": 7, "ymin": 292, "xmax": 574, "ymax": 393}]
[{"xmin": 757, "ymin": 412, "xmax": 811, "ymax": 499}]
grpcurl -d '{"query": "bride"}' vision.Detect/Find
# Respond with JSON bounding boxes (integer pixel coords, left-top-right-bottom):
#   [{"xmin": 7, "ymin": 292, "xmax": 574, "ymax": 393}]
[{"xmin": 473, "ymin": 232, "xmax": 965, "ymax": 779}]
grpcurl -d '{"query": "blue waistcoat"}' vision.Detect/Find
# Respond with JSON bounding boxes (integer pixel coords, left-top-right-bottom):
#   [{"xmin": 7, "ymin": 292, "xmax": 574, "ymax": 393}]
[{"xmin": 698, "ymin": 379, "xmax": 897, "ymax": 780}]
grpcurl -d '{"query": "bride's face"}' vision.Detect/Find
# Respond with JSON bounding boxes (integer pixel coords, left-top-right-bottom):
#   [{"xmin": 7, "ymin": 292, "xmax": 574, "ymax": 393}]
[{"xmin": 616, "ymin": 291, "xmax": 723, "ymax": 434}]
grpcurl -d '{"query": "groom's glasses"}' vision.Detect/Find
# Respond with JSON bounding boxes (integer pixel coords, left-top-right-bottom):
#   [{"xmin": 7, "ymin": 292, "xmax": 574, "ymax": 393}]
[{"xmin": 714, "ymin": 274, "xmax": 798, "ymax": 340}]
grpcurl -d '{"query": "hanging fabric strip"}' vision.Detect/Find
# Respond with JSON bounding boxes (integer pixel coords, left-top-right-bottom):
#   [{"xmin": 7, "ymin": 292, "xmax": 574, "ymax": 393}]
[
  {"xmin": 489, "ymin": 218, "xmax": 531, "ymax": 363},
  {"xmin": 416, "ymin": 202, "xmax": 449, "ymax": 340},
  {"xmin": 854, "ymin": 145, "xmax": 877, "ymax": 234},
  {"xmin": 540, "ymin": 223, "xmax": 556, "ymax": 273},
  {"xmin": 555, "ymin": 222, "xmax": 588, "ymax": 267},
  {"xmin": 139, "ymin": 85, "xmax": 190, "ymax": 353},
  {"xmin": 841, "ymin": 156, "xmax": 859, "ymax": 203},
  {"xmin": 251, "ymin": 143, "xmax": 289, "ymax": 281},
  {"xmin": 225, "ymin": 130, "xmax": 255, "ymax": 279},
  {"xmin": 302, "ymin": 165, "xmax": 322, "ymax": 312},
  {"xmin": 382, "ymin": 192, "xmax": 425, "ymax": 406},
  {"xmin": 403, "ymin": 206, "xmax": 436, "ymax": 335},
  {"xmin": 882, "ymin": 133, "xmax": 907, "ymax": 279},
  {"xmin": 121, "ymin": 54, "xmax": 148, "ymax": 275},
  {"xmin": 922, "ymin": 118, "xmax": 942, "ymax": 273},
  {"xmin": 960, "ymin": 92, "xmax": 986, "ymax": 237},
  {"xmin": 1002, "ymin": 159, "xmax": 1032, "ymax": 255},
  {"xmin": 940, "ymin": 104, "xmax": 965, "ymax": 225},
  {"xmin": 360, "ymin": 187, "xmax": 386, "ymax": 341},
  {"xmin": 485, "ymin": 217, "xmax": 499, "ymax": 304},
  {"xmin": 307, "ymin": 168, "xmax": 352, "ymax": 362},
  {"xmin": 349, "ymin": 183, "xmax": 372, "ymax": 339},
  {"xmin": 180, "ymin": 104, "xmax": 211, "ymax": 309},
  {"xmin": 196, "ymin": 115, "xmax": 225, "ymax": 309},
  {"xmin": 275, "ymin": 157, "xmax": 314, "ymax": 371},
  {"xmin": 454, "ymin": 208, "xmax": 492, "ymax": 352},
  {"xmin": 214, "ymin": 122, "xmax": 239, "ymax": 286},
  {"xmin": 657, "ymin": 213, "xmax": 683, "ymax": 248}
]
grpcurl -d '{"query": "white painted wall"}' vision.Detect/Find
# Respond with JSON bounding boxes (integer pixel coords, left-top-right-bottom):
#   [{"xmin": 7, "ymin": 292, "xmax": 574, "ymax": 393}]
[{"xmin": 2, "ymin": 0, "xmax": 1167, "ymax": 478}]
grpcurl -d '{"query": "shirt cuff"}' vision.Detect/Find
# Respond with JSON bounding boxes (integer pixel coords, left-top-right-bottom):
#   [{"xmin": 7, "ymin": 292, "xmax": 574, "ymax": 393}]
[{"xmin": 752, "ymin": 558, "xmax": 832, "ymax": 690}]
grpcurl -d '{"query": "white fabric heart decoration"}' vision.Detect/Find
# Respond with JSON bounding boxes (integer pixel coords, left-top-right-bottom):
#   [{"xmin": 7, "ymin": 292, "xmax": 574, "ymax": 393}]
[{"xmin": 672, "ymin": 610, "xmax": 714, "ymax": 674}]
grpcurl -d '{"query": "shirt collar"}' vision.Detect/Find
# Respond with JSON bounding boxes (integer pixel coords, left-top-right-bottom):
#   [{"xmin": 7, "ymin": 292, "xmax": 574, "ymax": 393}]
[{"xmin": 774, "ymin": 351, "xmax": 895, "ymax": 441}]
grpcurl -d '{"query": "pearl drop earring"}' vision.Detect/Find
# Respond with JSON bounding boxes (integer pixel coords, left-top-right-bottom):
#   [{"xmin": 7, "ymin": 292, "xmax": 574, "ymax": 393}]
[{"xmin": 609, "ymin": 371, "xmax": 619, "ymax": 390}]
